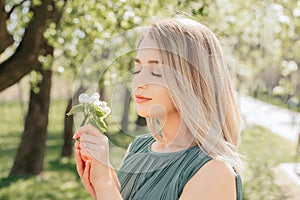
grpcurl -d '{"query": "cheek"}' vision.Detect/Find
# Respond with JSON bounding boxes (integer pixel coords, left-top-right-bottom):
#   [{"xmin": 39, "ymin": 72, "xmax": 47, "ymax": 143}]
[
  {"xmin": 164, "ymin": 97, "xmax": 177, "ymax": 114},
  {"xmin": 134, "ymin": 87, "xmax": 176, "ymax": 118},
  {"xmin": 131, "ymin": 76, "xmax": 139, "ymax": 89},
  {"xmin": 154, "ymin": 88, "xmax": 176, "ymax": 113}
]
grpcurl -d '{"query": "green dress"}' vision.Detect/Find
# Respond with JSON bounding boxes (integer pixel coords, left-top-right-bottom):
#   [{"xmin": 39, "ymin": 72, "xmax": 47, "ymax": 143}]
[{"xmin": 117, "ymin": 134, "xmax": 242, "ymax": 200}]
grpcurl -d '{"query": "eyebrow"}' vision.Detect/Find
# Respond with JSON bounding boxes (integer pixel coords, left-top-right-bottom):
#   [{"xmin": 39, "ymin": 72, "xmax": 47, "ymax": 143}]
[{"xmin": 134, "ymin": 58, "xmax": 159, "ymax": 64}]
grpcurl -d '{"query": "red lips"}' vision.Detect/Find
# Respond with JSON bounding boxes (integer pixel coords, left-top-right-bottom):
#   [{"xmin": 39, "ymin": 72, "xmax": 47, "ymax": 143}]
[{"xmin": 135, "ymin": 94, "xmax": 152, "ymax": 103}]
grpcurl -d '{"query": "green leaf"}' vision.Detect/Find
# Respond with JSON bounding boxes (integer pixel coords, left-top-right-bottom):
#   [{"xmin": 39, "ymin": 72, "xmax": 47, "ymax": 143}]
[
  {"xmin": 98, "ymin": 118, "xmax": 107, "ymax": 130},
  {"xmin": 95, "ymin": 109, "xmax": 106, "ymax": 118},
  {"xmin": 88, "ymin": 104, "xmax": 106, "ymax": 118},
  {"xmin": 66, "ymin": 104, "xmax": 84, "ymax": 116},
  {"xmin": 88, "ymin": 118, "xmax": 107, "ymax": 133}
]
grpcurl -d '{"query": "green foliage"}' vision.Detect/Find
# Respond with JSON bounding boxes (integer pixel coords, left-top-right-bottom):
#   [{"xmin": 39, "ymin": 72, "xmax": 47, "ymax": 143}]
[
  {"xmin": 185, "ymin": 0, "xmax": 300, "ymax": 100},
  {"xmin": 28, "ymin": 71, "xmax": 43, "ymax": 94},
  {"xmin": 4, "ymin": 0, "xmax": 299, "ymax": 100},
  {"xmin": 240, "ymin": 126, "xmax": 296, "ymax": 199},
  {"xmin": 32, "ymin": 0, "xmax": 42, "ymax": 6},
  {"xmin": 49, "ymin": 0, "xmax": 182, "ymax": 89}
]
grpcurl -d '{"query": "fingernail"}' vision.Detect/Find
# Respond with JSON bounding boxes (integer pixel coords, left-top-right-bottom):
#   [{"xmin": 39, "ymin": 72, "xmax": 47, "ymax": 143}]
[{"xmin": 85, "ymin": 160, "xmax": 91, "ymax": 165}]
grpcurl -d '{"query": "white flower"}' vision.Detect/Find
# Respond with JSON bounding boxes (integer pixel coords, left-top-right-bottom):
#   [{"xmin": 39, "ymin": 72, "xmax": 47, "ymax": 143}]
[
  {"xmin": 99, "ymin": 101, "xmax": 108, "ymax": 108},
  {"xmin": 78, "ymin": 92, "xmax": 110, "ymax": 117},
  {"xmin": 70, "ymin": 92, "xmax": 111, "ymax": 133},
  {"xmin": 93, "ymin": 100, "xmax": 101, "ymax": 106},
  {"xmin": 89, "ymin": 92, "xmax": 100, "ymax": 103},
  {"xmin": 79, "ymin": 92, "xmax": 102, "ymax": 105},
  {"xmin": 104, "ymin": 107, "xmax": 111, "ymax": 114},
  {"xmin": 79, "ymin": 93, "xmax": 89, "ymax": 103},
  {"xmin": 103, "ymin": 107, "xmax": 111, "ymax": 118}
]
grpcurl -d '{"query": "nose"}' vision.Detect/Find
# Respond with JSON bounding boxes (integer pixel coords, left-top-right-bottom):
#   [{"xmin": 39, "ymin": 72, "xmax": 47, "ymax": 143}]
[
  {"xmin": 131, "ymin": 68, "xmax": 148, "ymax": 90},
  {"xmin": 131, "ymin": 78, "xmax": 147, "ymax": 90},
  {"xmin": 137, "ymin": 85, "xmax": 145, "ymax": 89}
]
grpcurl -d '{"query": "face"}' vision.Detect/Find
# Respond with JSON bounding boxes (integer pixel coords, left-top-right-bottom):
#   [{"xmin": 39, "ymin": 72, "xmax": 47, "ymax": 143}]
[{"xmin": 131, "ymin": 35, "xmax": 178, "ymax": 120}]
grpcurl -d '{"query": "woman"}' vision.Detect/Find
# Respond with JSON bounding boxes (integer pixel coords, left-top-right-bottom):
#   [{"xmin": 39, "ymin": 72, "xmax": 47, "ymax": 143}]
[{"xmin": 74, "ymin": 17, "xmax": 243, "ymax": 200}]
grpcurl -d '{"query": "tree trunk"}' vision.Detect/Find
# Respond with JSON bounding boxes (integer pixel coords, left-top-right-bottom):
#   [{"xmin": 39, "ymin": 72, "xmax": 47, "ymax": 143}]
[
  {"xmin": 121, "ymin": 87, "xmax": 131, "ymax": 132},
  {"xmin": 5, "ymin": 0, "xmax": 66, "ymax": 176},
  {"xmin": 10, "ymin": 66, "xmax": 52, "ymax": 176},
  {"xmin": 61, "ymin": 86, "xmax": 85, "ymax": 157},
  {"xmin": 0, "ymin": 0, "xmax": 67, "ymax": 92}
]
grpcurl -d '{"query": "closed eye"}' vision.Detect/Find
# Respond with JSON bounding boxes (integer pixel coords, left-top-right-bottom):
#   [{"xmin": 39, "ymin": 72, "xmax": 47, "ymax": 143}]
[
  {"xmin": 151, "ymin": 72, "xmax": 162, "ymax": 77},
  {"xmin": 132, "ymin": 70, "xmax": 140, "ymax": 75},
  {"xmin": 131, "ymin": 70, "xmax": 162, "ymax": 77}
]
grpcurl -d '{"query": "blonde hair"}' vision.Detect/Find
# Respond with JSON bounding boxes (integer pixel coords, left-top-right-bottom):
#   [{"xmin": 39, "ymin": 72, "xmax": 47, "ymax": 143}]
[{"xmin": 144, "ymin": 17, "xmax": 244, "ymax": 172}]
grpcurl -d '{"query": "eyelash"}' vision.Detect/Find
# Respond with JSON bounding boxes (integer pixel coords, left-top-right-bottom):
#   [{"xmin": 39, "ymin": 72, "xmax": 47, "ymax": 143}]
[
  {"xmin": 132, "ymin": 70, "xmax": 162, "ymax": 77},
  {"xmin": 132, "ymin": 71, "xmax": 140, "ymax": 75}
]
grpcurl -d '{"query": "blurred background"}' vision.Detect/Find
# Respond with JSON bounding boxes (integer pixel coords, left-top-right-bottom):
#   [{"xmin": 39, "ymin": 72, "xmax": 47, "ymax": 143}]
[{"xmin": 0, "ymin": 0, "xmax": 299, "ymax": 199}]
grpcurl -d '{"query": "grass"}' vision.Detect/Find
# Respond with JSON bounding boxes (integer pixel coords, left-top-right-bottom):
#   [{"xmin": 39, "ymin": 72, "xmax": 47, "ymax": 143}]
[
  {"xmin": 0, "ymin": 100, "xmax": 297, "ymax": 199},
  {"xmin": 240, "ymin": 126, "xmax": 297, "ymax": 199},
  {"xmin": 0, "ymin": 100, "xmax": 91, "ymax": 199}
]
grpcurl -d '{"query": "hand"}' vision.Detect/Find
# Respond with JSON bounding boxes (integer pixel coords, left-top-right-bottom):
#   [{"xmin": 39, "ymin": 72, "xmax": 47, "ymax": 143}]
[
  {"xmin": 74, "ymin": 125, "xmax": 111, "ymax": 184},
  {"xmin": 74, "ymin": 140, "xmax": 96, "ymax": 199}
]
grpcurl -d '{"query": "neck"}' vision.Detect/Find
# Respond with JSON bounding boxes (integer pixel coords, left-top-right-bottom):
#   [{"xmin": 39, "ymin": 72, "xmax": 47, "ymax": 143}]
[{"xmin": 157, "ymin": 111, "xmax": 195, "ymax": 149}]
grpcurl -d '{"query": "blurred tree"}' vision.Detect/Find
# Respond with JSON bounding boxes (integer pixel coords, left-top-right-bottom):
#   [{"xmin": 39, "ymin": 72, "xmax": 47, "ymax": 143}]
[
  {"xmin": 0, "ymin": 0, "xmax": 67, "ymax": 175},
  {"xmin": 191, "ymin": 0, "xmax": 299, "ymax": 104},
  {"xmin": 0, "ymin": 0, "xmax": 65, "ymax": 91},
  {"xmin": 272, "ymin": 1, "xmax": 300, "ymax": 104}
]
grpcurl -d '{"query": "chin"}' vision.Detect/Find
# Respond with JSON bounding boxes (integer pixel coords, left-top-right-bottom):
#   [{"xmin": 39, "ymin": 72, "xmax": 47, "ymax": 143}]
[
  {"xmin": 135, "ymin": 106, "xmax": 169, "ymax": 119},
  {"xmin": 136, "ymin": 109, "xmax": 150, "ymax": 118}
]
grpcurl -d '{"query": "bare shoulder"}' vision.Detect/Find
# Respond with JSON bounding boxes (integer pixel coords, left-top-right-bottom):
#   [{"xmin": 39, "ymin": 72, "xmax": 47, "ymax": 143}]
[{"xmin": 179, "ymin": 159, "xmax": 236, "ymax": 200}]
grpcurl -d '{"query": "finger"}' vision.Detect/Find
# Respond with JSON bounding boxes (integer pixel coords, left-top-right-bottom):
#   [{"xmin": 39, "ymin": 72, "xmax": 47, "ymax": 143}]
[
  {"xmin": 80, "ymin": 133, "xmax": 108, "ymax": 144},
  {"xmin": 73, "ymin": 132, "xmax": 80, "ymax": 140},
  {"xmin": 75, "ymin": 124, "xmax": 103, "ymax": 138},
  {"xmin": 80, "ymin": 140, "xmax": 108, "ymax": 157},
  {"xmin": 80, "ymin": 146, "xmax": 93, "ymax": 160},
  {"xmin": 83, "ymin": 161, "xmax": 96, "ymax": 196},
  {"xmin": 80, "ymin": 141, "xmax": 100, "ymax": 150},
  {"xmin": 85, "ymin": 161, "xmax": 96, "ymax": 198},
  {"xmin": 80, "ymin": 149, "xmax": 106, "ymax": 167},
  {"xmin": 75, "ymin": 141, "xmax": 80, "ymax": 149},
  {"xmin": 80, "ymin": 145, "xmax": 110, "ymax": 169},
  {"xmin": 75, "ymin": 148, "xmax": 85, "ymax": 178},
  {"xmin": 80, "ymin": 133, "xmax": 99, "ymax": 144},
  {"xmin": 83, "ymin": 161, "xmax": 90, "ymax": 183}
]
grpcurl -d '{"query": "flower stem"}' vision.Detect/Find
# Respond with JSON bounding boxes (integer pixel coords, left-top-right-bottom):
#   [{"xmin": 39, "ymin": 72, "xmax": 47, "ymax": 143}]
[{"xmin": 81, "ymin": 115, "xmax": 88, "ymax": 126}]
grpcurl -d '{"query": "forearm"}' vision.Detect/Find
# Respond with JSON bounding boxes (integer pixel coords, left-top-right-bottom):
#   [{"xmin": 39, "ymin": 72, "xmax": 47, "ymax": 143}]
[{"xmin": 93, "ymin": 179, "xmax": 123, "ymax": 200}]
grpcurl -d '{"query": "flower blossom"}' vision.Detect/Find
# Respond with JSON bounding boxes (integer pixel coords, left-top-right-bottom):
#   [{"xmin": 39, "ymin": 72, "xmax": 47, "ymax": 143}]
[{"xmin": 67, "ymin": 92, "xmax": 111, "ymax": 133}]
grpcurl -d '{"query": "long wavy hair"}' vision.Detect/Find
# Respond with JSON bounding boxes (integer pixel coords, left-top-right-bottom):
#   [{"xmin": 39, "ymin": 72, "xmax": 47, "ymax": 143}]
[{"xmin": 144, "ymin": 17, "xmax": 244, "ymax": 172}]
